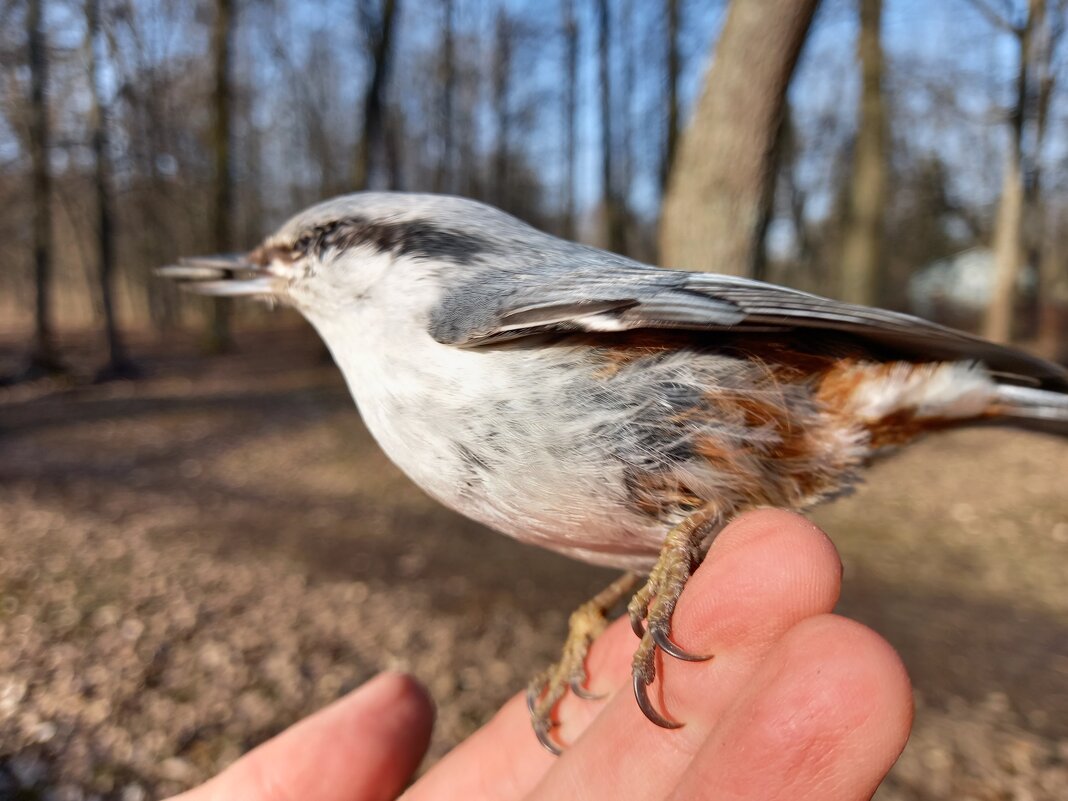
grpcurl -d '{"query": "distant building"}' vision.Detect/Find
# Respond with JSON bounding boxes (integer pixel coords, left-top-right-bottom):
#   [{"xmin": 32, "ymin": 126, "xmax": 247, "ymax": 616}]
[{"xmin": 908, "ymin": 248, "xmax": 1036, "ymax": 329}]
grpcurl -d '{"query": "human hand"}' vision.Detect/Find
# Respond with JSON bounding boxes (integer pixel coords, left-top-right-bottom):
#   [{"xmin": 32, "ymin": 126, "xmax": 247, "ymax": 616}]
[{"xmin": 169, "ymin": 510, "xmax": 913, "ymax": 801}]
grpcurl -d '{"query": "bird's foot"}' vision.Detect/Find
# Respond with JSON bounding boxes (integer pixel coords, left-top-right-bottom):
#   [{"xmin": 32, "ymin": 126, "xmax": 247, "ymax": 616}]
[
  {"xmin": 527, "ymin": 572, "xmax": 639, "ymax": 754},
  {"xmin": 628, "ymin": 509, "xmax": 722, "ymax": 728}
]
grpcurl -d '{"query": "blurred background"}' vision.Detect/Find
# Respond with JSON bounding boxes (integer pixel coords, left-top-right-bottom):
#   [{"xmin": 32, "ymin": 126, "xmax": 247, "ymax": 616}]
[{"xmin": 0, "ymin": 0, "xmax": 1067, "ymax": 798}]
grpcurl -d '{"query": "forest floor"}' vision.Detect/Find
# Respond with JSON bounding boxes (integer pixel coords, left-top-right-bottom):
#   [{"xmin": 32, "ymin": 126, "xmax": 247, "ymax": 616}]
[{"xmin": 1, "ymin": 324, "xmax": 1067, "ymax": 800}]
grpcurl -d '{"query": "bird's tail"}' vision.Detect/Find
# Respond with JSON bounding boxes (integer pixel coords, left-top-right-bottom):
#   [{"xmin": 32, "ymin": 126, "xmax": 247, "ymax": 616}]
[{"xmin": 993, "ymin": 383, "xmax": 1068, "ymax": 436}]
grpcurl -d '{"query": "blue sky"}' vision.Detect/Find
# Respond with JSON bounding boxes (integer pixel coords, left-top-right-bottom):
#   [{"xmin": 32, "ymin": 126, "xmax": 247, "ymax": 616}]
[{"xmin": 2, "ymin": 0, "xmax": 1063, "ymax": 242}]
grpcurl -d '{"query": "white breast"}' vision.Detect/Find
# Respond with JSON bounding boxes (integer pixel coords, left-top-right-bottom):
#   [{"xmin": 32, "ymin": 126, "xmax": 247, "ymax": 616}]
[{"xmin": 304, "ymin": 266, "xmax": 665, "ymax": 571}]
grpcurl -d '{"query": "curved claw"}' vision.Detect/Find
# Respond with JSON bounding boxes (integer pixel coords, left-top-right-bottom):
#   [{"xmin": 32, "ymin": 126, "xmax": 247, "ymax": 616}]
[
  {"xmin": 570, "ymin": 677, "xmax": 605, "ymax": 701},
  {"xmin": 526, "ymin": 683, "xmax": 541, "ymax": 718},
  {"xmin": 533, "ymin": 722, "xmax": 564, "ymax": 755},
  {"xmin": 630, "ymin": 613, "xmax": 646, "ymax": 639},
  {"xmin": 650, "ymin": 625, "xmax": 712, "ymax": 663},
  {"xmin": 528, "ymin": 681, "xmax": 565, "ymax": 755},
  {"xmin": 632, "ymin": 672, "xmax": 683, "ymax": 729}
]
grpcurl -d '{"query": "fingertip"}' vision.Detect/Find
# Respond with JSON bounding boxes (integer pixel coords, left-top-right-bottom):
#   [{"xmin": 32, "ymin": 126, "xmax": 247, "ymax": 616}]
[
  {"xmin": 357, "ymin": 671, "xmax": 436, "ymax": 730},
  {"xmin": 785, "ymin": 615, "xmax": 914, "ymax": 750},
  {"xmin": 345, "ymin": 672, "xmax": 436, "ymax": 769},
  {"xmin": 746, "ymin": 615, "xmax": 912, "ymax": 791},
  {"xmin": 673, "ymin": 510, "xmax": 843, "ymax": 655},
  {"xmin": 711, "ymin": 509, "xmax": 841, "ymax": 577},
  {"xmin": 708, "ymin": 510, "xmax": 843, "ymax": 594},
  {"xmin": 182, "ymin": 672, "xmax": 437, "ymax": 801},
  {"xmin": 667, "ymin": 614, "xmax": 913, "ymax": 801}
]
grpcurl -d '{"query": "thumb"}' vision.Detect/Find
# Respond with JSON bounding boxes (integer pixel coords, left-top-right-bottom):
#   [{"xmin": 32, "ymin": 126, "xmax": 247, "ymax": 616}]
[{"xmin": 168, "ymin": 672, "xmax": 434, "ymax": 801}]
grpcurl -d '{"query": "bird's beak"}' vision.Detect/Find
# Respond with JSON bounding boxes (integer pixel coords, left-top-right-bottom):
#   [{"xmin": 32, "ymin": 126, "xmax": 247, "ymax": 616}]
[{"xmin": 156, "ymin": 253, "xmax": 279, "ymax": 297}]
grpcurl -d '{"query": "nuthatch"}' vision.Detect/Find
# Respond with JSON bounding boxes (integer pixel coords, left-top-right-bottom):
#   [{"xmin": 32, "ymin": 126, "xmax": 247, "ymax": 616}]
[{"xmin": 161, "ymin": 192, "xmax": 1068, "ymax": 753}]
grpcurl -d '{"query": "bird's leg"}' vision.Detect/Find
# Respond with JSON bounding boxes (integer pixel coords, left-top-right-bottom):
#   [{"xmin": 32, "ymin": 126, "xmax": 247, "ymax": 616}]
[
  {"xmin": 628, "ymin": 508, "xmax": 723, "ymax": 728},
  {"xmin": 527, "ymin": 572, "xmax": 640, "ymax": 754}
]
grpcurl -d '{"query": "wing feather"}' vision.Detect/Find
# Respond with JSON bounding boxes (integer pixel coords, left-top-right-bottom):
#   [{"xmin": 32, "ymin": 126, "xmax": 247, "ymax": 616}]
[{"xmin": 428, "ymin": 266, "xmax": 1068, "ymax": 390}]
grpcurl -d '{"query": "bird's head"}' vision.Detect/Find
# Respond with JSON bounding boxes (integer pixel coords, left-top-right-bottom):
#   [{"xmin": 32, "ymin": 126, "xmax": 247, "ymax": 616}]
[{"xmin": 159, "ymin": 192, "xmax": 520, "ymax": 322}]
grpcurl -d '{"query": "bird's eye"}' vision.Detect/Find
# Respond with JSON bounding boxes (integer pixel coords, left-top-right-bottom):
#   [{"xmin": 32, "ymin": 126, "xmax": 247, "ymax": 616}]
[{"xmin": 295, "ymin": 234, "xmax": 313, "ymax": 253}]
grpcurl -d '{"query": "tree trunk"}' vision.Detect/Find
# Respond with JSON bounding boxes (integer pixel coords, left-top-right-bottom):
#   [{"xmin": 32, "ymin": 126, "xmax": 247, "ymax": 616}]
[
  {"xmin": 138, "ymin": 64, "xmax": 181, "ymax": 332},
  {"xmin": 838, "ymin": 0, "xmax": 887, "ymax": 306},
  {"xmin": 1031, "ymin": 0, "xmax": 1062, "ymax": 352},
  {"xmin": 26, "ymin": 0, "xmax": 62, "ymax": 375},
  {"xmin": 984, "ymin": 1, "xmax": 1035, "ymax": 343},
  {"xmin": 434, "ymin": 0, "xmax": 454, "ymax": 194},
  {"xmin": 456, "ymin": 49, "xmax": 478, "ymax": 198},
  {"xmin": 87, "ymin": 0, "xmax": 136, "ymax": 379},
  {"xmin": 1037, "ymin": 219, "xmax": 1066, "ymax": 360},
  {"xmin": 493, "ymin": 9, "xmax": 511, "ymax": 207},
  {"xmin": 562, "ymin": 0, "xmax": 578, "ymax": 240},
  {"xmin": 208, "ymin": 0, "xmax": 234, "ymax": 354},
  {"xmin": 777, "ymin": 103, "xmax": 816, "ymax": 282},
  {"xmin": 597, "ymin": 0, "xmax": 626, "ymax": 253},
  {"xmin": 661, "ymin": 0, "xmax": 680, "ymax": 194},
  {"xmin": 986, "ymin": 152, "xmax": 1025, "ymax": 342},
  {"xmin": 751, "ymin": 106, "xmax": 791, "ymax": 282},
  {"xmin": 619, "ymin": 0, "xmax": 634, "ymax": 215},
  {"xmin": 659, "ymin": 0, "xmax": 819, "ymax": 274},
  {"xmin": 353, "ymin": 0, "xmax": 399, "ymax": 191}
]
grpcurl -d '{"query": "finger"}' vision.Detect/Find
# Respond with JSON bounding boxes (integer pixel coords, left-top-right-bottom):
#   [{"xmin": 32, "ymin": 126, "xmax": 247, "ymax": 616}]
[
  {"xmin": 560, "ymin": 510, "xmax": 844, "ymax": 741},
  {"xmin": 407, "ymin": 510, "xmax": 840, "ymax": 801},
  {"xmin": 401, "ymin": 607, "xmax": 643, "ymax": 801},
  {"xmin": 529, "ymin": 510, "xmax": 844, "ymax": 801},
  {"xmin": 666, "ymin": 615, "xmax": 913, "ymax": 801},
  {"xmin": 170, "ymin": 672, "xmax": 434, "ymax": 801}
]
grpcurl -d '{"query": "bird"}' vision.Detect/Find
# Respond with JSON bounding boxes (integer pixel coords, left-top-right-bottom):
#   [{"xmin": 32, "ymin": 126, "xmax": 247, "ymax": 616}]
[{"xmin": 160, "ymin": 192, "xmax": 1068, "ymax": 753}]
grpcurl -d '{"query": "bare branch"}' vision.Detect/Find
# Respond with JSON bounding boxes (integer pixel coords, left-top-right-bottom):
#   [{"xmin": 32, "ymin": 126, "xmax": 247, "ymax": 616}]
[{"xmin": 964, "ymin": 0, "xmax": 1025, "ymax": 35}]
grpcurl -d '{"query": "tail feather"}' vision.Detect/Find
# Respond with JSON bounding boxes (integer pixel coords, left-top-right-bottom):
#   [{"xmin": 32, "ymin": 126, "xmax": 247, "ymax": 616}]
[{"xmin": 994, "ymin": 384, "xmax": 1068, "ymax": 436}]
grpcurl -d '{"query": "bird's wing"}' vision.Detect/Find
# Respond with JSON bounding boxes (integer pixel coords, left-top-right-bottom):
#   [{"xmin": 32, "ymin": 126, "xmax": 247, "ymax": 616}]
[{"xmin": 428, "ymin": 267, "xmax": 1068, "ymax": 390}]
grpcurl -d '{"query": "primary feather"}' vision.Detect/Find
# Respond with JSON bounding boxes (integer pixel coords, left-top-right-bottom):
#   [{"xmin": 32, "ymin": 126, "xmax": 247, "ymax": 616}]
[{"xmin": 425, "ymin": 233, "xmax": 1067, "ymax": 392}]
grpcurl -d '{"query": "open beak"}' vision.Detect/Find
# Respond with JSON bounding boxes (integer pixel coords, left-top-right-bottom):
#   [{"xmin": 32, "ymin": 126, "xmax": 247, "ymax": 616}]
[{"xmin": 156, "ymin": 254, "xmax": 278, "ymax": 296}]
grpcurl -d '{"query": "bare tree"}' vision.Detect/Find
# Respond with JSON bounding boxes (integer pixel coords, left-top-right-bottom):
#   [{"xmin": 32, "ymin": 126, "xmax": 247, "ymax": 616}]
[
  {"xmin": 1034, "ymin": 0, "xmax": 1067, "ymax": 353},
  {"xmin": 23, "ymin": 0, "xmax": 62, "ymax": 376},
  {"xmin": 453, "ymin": 29, "xmax": 480, "ymax": 199},
  {"xmin": 838, "ymin": 0, "xmax": 888, "ymax": 305},
  {"xmin": 619, "ymin": 0, "xmax": 635, "ymax": 217},
  {"xmin": 1038, "ymin": 212, "xmax": 1067, "ymax": 359},
  {"xmin": 773, "ymin": 103, "xmax": 822, "ymax": 290},
  {"xmin": 562, "ymin": 0, "xmax": 578, "ymax": 239},
  {"xmin": 207, "ymin": 0, "xmax": 234, "ymax": 354},
  {"xmin": 86, "ymin": 0, "xmax": 136, "ymax": 379},
  {"xmin": 107, "ymin": 0, "xmax": 186, "ymax": 331},
  {"xmin": 659, "ymin": 0, "xmax": 819, "ymax": 274},
  {"xmin": 434, "ymin": 0, "xmax": 454, "ymax": 193},
  {"xmin": 661, "ymin": 0, "xmax": 681, "ymax": 194},
  {"xmin": 597, "ymin": 0, "xmax": 626, "ymax": 253},
  {"xmin": 982, "ymin": 0, "xmax": 1061, "ymax": 342},
  {"xmin": 984, "ymin": 1, "xmax": 1033, "ymax": 342},
  {"xmin": 353, "ymin": 0, "xmax": 399, "ymax": 190},
  {"xmin": 493, "ymin": 8, "xmax": 512, "ymax": 206}
]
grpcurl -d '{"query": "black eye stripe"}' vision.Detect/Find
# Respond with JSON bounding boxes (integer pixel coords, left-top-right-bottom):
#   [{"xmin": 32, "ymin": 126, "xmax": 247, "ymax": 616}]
[
  {"xmin": 290, "ymin": 217, "xmax": 492, "ymax": 265},
  {"xmin": 293, "ymin": 221, "xmax": 338, "ymax": 257}
]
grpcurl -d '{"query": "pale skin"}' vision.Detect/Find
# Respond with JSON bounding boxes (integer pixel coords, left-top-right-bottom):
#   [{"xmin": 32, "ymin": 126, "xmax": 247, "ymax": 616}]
[{"xmin": 169, "ymin": 510, "xmax": 913, "ymax": 801}]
